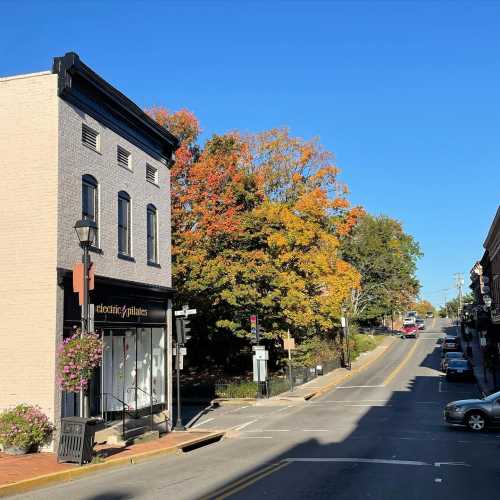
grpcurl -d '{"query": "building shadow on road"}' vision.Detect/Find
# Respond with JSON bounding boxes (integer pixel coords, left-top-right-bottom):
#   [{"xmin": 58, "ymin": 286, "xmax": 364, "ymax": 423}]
[{"xmin": 193, "ymin": 339, "xmax": 493, "ymax": 500}]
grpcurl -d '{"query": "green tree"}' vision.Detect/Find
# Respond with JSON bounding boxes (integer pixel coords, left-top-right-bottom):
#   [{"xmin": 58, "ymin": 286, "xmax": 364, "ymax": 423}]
[
  {"xmin": 440, "ymin": 293, "xmax": 473, "ymax": 318},
  {"xmin": 341, "ymin": 214, "xmax": 422, "ymax": 321}
]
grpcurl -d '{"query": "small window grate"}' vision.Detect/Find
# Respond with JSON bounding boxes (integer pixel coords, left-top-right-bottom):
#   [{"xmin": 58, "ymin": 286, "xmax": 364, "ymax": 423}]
[
  {"xmin": 117, "ymin": 146, "xmax": 131, "ymax": 169},
  {"xmin": 82, "ymin": 124, "xmax": 99, "ymax": 151},
  {"xmin": 146, "ymin": 164, "xmax": 158, "ymax": 184}
]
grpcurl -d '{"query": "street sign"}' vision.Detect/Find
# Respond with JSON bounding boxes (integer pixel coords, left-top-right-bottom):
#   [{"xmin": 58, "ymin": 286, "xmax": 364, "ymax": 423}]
[
  {"xmin": 253, "ymin": 357, "xmax": 267, "ymax": 382},
  {"xmin": 175, "ymin": 308, "xmax": 197, "ymax": 317},
  {"xmin": 252, "ymin": 345, "xmax": 265, "ymax": 351},
  {"xmin": 283, "ymin": 338, "xmax": 295, "ymax": 351},
  {"xmin": 254, "ymin": 349, "xmax": 269, "ymax": 360},
  {"xmin": 175, "ymin": 354, "xmax": 184, "ymax": 370},
  {"xmin": 341, "ymin": 316, "xmax": 346, "ymax": 328}
]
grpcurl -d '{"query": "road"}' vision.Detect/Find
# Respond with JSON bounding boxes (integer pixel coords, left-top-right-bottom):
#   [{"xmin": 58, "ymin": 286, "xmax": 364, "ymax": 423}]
[{"xmin": 14, "ymin": 318, "xmax": 499, "ymax": 500}]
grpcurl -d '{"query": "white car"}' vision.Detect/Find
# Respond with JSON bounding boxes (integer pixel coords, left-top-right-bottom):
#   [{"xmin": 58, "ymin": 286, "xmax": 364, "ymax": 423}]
[{"xmin": 403, "ymin": 317, "xmax": 415, "ymax": 326}]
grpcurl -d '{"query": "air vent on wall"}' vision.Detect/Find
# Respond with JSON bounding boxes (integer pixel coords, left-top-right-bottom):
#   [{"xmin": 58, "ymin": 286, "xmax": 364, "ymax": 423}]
[
  {"xmin": 146, "ymin": 164, "xmax": 158, "ymax": 184},
  {"xmin": 117, "ymin": 146, "xmax": 131, "ymax": 169},
  {"xmin": 82, "ymin": 124, "xmax": 99, "ymax": 151}
]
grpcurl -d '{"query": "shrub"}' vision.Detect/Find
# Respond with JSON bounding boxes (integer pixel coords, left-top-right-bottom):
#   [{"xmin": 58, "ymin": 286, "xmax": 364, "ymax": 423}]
[
  {"xmin": 56, "ymin": 331, "xmax": 102, "ymax": 393},
  {"xmin": 0, "ymin": 404, "xmax": 54, "ymax": 450},
  {"xmin": 215, "ymin": 380, "xmax": 258, "ymax": 398}
]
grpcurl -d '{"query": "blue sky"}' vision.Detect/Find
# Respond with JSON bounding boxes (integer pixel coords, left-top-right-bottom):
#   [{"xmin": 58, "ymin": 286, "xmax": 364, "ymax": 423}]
[{"xmin": 2, "ymin": 1, "xmax": 499, "ymax": 307}]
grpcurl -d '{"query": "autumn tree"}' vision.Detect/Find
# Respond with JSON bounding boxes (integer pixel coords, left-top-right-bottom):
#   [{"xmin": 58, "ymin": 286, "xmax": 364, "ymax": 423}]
[
  {"xmin": 413, "ymin": 300, "xmax": 435, "ymax": 317},
  {"xmin": 148, "ymin": 108, "xmax": 365, "ymax": 369}
]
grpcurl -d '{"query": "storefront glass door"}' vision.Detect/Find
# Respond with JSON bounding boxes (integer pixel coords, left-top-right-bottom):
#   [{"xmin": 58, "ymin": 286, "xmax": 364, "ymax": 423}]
[{"xmin": 101, "ymin": 328, "xmax": 165, "ymax": 415}]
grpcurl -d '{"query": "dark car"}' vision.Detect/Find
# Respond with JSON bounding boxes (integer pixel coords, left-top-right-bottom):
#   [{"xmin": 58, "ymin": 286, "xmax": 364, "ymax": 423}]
[
  {"xmin": 445, "ymin": 359, "xmax": 473, "ymax": 381},
  {"xmin": 442, "ymin": 335, "xmax": 460, "ymax": 352},
  {"xmin": 440, "ymin": 351, "xmax": 465, "ymax": 372},
  {"xmin": 444, "ymin": 390, "xmax": 500, "ymax": 431}
]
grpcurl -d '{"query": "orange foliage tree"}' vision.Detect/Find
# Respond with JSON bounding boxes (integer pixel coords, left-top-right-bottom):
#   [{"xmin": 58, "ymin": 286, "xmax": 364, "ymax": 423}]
[{"xmin": 148, "ymin": 108, "xmax": 364, "ymax": 367}]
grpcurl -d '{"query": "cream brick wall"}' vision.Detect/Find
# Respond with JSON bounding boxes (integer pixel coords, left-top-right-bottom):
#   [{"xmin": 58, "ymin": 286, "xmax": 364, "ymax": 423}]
[{"xmin": 0, "ymin": 73, "xmax": 59, "ymax": 423}]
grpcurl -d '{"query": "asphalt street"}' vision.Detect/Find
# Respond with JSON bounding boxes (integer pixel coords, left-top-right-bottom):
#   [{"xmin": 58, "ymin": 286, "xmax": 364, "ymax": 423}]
[{"xmin": 14, "ymin": 318, "xmax": 499, "ymax": 500}]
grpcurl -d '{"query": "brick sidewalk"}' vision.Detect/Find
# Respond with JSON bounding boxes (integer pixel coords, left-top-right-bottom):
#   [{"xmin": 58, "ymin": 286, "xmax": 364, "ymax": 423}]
[
  {"xmin": 462, "ymin": 326, "xmax": 500, "ymax": 396},
  {"xmin": 0, "ymin": 430, "xmax": 222, "ymax": 496}
]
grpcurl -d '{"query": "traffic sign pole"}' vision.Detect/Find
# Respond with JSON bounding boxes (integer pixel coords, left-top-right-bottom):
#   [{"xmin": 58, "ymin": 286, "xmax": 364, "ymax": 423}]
[{"xmin": 173, "ymin": 304, "xmax": 197, "ymax": 432}]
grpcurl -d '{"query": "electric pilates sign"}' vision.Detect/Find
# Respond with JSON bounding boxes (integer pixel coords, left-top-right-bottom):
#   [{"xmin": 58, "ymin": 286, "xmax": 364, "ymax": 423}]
[{"xmin": 95, "ymin": 304, "xmax": 148, "ymax": 319}]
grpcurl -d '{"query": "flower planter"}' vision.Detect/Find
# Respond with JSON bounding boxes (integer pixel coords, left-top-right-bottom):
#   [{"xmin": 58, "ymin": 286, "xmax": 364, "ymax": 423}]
[{"xmin": 3, "ymin": 444, "xmax": 31, "ymax": 455}]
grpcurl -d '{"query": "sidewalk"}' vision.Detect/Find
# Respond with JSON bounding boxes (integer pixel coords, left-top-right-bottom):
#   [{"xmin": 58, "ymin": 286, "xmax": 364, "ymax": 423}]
[
  {"xmin": 461, "ymin": 326, "xmax": 500, "ymax": 396},
  {"xmin": 269, "ymin": 335, "xmax": 396, "ymax": 401},
  {"xmin": 0, "ymin": 430, "xmax": 224, "ymax": 497}
]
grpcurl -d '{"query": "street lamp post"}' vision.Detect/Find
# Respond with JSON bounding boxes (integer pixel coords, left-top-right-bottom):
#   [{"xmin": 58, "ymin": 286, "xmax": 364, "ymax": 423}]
[{"xmin": 74, "ymin": 218, "xmax": 97, "ymax": 418}]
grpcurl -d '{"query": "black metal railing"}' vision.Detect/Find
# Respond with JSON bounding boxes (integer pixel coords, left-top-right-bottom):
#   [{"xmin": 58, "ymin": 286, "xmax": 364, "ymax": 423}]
[
  {"xmin": 100, "ymin": 392, "xmax": 133, "ymax": 439},
  {"xmin": 213, "ymin": 357, "xmax": 343, "ymax": 399}
]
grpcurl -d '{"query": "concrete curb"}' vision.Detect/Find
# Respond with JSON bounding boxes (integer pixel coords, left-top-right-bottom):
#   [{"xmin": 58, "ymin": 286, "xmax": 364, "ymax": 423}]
[
  {"xmin": 0, "ymin": 431, "xmax": 225, "ymax": 498},
  {"xmin": 308, "ymin": 336, "xmax": 397, "ymax": 400},
  {"xmin": 210, "ymin": 337, "xmax": 397, "ymax": 406}
]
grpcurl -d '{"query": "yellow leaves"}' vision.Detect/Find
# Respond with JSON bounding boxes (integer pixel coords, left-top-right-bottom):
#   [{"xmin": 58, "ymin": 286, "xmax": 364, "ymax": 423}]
[
  {"xmin": 295, "ymin": 187, "xmax": 328, "ymax": 220},
  {"xmin": 331, "ymin": 197, "xmax": 350, "ymax": 210},
  {"xmin": 267, "ymin": 233, "xmax": 288, "ymax": 248},
  {"xmin": 299, "ymin": 144, "xmax": 315, "ymax": 166}
]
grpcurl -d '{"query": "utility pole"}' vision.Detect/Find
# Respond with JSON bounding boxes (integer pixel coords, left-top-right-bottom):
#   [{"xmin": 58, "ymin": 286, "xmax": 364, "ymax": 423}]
[{"xmin": 454, "ymin": 273, "xmax": 464, "ymax": 320}]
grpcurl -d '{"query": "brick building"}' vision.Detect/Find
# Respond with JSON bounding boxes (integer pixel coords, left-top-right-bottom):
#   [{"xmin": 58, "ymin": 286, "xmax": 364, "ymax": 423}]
[{"xmin": 0, "ymin": 53, "xmax": 179, "ymax": 442}]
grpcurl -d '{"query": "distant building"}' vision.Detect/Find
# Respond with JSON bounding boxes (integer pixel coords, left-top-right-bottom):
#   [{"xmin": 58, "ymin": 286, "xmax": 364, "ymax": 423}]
[{"xmin": 0, "ymin": 53, "xmax": 179, "ymax": 443}]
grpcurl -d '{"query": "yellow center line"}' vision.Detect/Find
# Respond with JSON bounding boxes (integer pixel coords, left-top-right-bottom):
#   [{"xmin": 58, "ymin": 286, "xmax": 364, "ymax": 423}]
[{"xmin": 383, "ymin": 340, "xmax": 420, "ymax": 386}]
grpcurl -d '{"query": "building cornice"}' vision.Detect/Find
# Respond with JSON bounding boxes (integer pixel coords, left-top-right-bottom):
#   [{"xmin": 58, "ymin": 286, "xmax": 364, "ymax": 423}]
[
  {"xmin": 57, "ymin": 268, "xmax": 176, "ymax": 297},
  {"xmin": 483, "ymin": 206, "xmax": 500, "ymax": 253},
  {"xmin": 52, "ymin": 52, "xmax": 179, "ymax": 164}
]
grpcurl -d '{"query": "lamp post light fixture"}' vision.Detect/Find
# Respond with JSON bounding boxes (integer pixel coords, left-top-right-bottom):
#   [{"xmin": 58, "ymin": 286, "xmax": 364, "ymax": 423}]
[{"xmin": 74, "ymin": 218, "xmax": 97, "ymax": 418}]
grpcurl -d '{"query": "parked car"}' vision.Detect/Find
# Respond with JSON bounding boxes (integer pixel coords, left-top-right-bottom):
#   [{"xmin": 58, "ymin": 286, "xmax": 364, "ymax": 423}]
[
  {"xmin": 442, "ymin": 336, "xmax": 460, "ymax": 352},
  {"xmin": 440, "ymin": 351, "xmax": 465, "ymax": 372},
  {"xmin": 401, "ymin": 325, "xmax": 418, "ymax": 339},
  {"xmin": 444, "ymin": 390, "xmax": 500, "ymax": 431},
  {"xmin": 403, "ymin": 317, "xmax": 416, "ymax": 326},
  {"xmin": 415, "ymin": 318, "xmax": 425, "ymax": 330},
  {"xmin": 445, "ymin": 359, "xmax": 474, "ymax": 381}
]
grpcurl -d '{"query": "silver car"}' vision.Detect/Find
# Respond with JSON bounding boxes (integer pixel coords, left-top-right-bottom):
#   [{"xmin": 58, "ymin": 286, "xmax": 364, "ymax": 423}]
[{"xmin": 444, "ymin": 390, "xmax": 500, "ymax": 431}]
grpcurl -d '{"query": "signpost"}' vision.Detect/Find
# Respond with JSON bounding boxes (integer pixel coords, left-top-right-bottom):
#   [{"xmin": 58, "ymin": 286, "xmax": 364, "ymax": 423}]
[{"xmin": 173, "ymin": 305, "xmax": 197, "ymax": 431}]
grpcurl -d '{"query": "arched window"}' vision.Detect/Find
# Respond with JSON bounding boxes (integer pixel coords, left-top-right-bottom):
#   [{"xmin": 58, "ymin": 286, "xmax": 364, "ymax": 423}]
[
  {"xmin": 82, "ymin": 174, "xmax": 99, "ymax": 246},
  {"xmin": 118, "ymin": 191, "xmax": 131, "ymax": 256},
  {"xmin": 147, "ymin": 204, "xmax": 158, "ymax": 264}
]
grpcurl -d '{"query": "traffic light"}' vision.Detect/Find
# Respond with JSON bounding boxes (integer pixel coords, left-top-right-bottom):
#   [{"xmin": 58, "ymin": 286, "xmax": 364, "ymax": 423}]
[
  {"xmin": 181, "ymin": 318, "xmax": 191, "ymax": 343},
  {"xmin": 175, "ymin": 317, "xmax": 192, "ymax": 345}
]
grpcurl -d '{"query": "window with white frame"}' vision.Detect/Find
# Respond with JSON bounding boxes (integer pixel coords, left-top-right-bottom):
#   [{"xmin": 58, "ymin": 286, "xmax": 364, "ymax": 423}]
[
  {"xmin": 118, "ymin": 191, "xmax": 131, "ymax": 256},
  {"xmin": 82, "ymin": 174, "xmax": 99, "ymax": 247},
  {"xmin": 147, "ymin": 204, "xmax": 158, "ymax": 264}
]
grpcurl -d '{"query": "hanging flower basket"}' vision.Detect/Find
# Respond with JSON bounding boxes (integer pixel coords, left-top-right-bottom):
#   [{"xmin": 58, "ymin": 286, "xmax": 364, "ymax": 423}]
[
  {"xmin": 56, "ymin": 331, "xmax": 103, "ymax": 393},
  {"xmin": 0, "ymin": 404, "xmax": 54, "ymax": 454}
]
